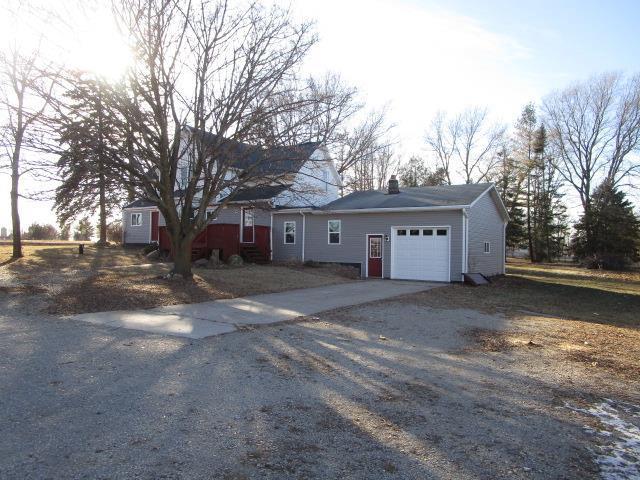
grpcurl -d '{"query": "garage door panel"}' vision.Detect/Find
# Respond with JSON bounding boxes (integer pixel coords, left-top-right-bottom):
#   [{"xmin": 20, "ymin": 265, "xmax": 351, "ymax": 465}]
[{"xmin": 392, "ymin": 226, "xmax": 449, "ymax": 282}]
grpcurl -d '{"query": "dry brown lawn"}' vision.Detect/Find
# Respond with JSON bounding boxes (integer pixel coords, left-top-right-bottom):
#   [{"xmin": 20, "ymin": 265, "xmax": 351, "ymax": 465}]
[
  {"xmin": 0, "ymin": 243, "xmax": 144, "ymax": 271},
  {"xmin": 48, "ymin": 263, "xmax": 355, "ymax": 314},
  {"xmin": 1, "ymin": 244, "xmax": 356, "ymax": 315},
  {"xmin": 410, "ymin": 260, "xmax": 640, "ymax": 384}
]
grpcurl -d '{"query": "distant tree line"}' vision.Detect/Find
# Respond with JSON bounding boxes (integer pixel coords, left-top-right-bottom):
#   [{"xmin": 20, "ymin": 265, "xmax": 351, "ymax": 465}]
[
  {"xmin": 389, "ymin": 73, "xmax": 640, "ymax": 269},
  {"xmin": 0, "ymin": 1, "xmax": 638, "ymax": 272}
]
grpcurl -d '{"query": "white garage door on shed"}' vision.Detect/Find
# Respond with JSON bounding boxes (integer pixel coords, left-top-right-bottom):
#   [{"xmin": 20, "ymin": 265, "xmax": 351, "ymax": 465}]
[{"xmin": 391, "ymin": 226, "xmax": 450, "ymax": 282}]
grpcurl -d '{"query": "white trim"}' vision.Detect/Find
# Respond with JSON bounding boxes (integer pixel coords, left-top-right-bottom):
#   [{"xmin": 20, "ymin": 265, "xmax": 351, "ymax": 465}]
[
  {"xmin": 123, "ymin": 205, "xmax": 157, "ymax": 211},
  {"xmin": 365, "ymin": 233, "xmax": 384, "ymax": 278},
  {"xmin": 469, "ymin": 184, "xmax": 510, "ymax": 222},
  {"xmin": 148, "ymin": 211, "xmax": 152, "ymax": 243},
  {"xmin": 462, "ymin": 208, "xmax": 469, "ymax": 278},
  {"xmin": 274, "ymin": 205, "xmax": 468, "ymax": 215},
  {"xmin": 390, "ymin": 225, "xmax": 451, "ymax": 282},
  {"xmin": 502, "ymin": 222, "xmax": 507, "ymax": 274},
  {"xmin": 327, "ymin": 219, "xmax": 341, "ymax": 245},
  {"xmin": 484, "ymin": 241, "xmax": 491, "ymax": 254},
  {"xmin": 240, "ymin": 207, "xmax": 255, "ymax": 243},
  {"xmin": 301, "ymin": 211, "xmax": 306, "ymax": 262},
  {"xmin": 283, "ymin": 220, "xmax": 296, "ymax": 245},
  {"xmin": 130, "ymin": 212, "xmax": 142, "ymax": 227},
  {"xmin": 469, "ymin": 185, "xmax": 495, "ymax": 208},
  {"xmin": 269, "ymin": 212, "xmax": 273, "ymax": 261}
]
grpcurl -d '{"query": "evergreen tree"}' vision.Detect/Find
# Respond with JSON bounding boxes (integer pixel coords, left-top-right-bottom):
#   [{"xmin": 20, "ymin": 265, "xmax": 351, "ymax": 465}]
[
  {"xmin": 513, "ymin": 104, "xmax": 538, "ymax": 259},
  {"xmin": 73, "ymin": 217, "xmax": 94, "ymax": 241},
  {"xmin": 494, "ymin": 145, "xmax": 526, "ymax": 249},
  {"xmin": 55, "ymin": 73, "xmax": 125, "ymax": 245},
  {"xmin": 398, "ymin": 156, "xmax": 429, "ymax": 187},
  {"xmin": 59, "ymin": 224, "xmax": 71, "ymax": 241},
  {"xmin": 528, "ymin": 124, "xmax": 568, "ymax": 261},
  {"xmin": 398, "ymin": 156, "xmax": 448, "ymax": 187},
  {"xmin": 572, "ymin": 181, "xmax": 639, "ymax": 269}
]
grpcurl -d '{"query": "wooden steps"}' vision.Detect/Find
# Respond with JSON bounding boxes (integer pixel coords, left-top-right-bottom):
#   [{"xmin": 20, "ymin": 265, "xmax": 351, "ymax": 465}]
[{"xmin": 240, "ymin": 245, "xmax": 269, "ymax": 264}]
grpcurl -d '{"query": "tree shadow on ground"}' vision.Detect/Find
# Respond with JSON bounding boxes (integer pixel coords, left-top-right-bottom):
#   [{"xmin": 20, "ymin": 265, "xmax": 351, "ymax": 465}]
[{"xmin": 0, "ymin": 294, "xmax": 617, "ymax": 479}]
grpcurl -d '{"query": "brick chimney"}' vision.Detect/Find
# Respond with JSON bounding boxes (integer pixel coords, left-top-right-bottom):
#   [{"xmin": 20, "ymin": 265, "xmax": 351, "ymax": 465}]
[{"xmin": 388, "ymin": 175, "xmax": 400, "ymax": 194}]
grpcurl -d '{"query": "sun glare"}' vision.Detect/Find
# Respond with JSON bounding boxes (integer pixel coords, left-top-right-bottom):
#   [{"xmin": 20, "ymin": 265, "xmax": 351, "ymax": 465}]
[{"xmin": 71, "ymin": 12, "xmax": 133, "ymax": 82}]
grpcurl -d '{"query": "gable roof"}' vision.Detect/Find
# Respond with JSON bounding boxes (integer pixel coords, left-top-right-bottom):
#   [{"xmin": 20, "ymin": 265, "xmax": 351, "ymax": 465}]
[
  {"xmin": 123, "ymin": 198, "xmax": 157, "ymax": 209},
  {"xmin": 186, "ymin": 128, "xmax": 320, "ymax": 176},
  {"xmin": 220, "ymin": 184, "xmax": 290, "ymax": 203},
  {"xmin": 320, "ymin": 183, "xmax": 494, "ymax": 211}
]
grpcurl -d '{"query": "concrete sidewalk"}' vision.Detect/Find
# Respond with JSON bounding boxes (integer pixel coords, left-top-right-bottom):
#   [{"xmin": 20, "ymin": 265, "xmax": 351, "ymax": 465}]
[{"xmin": 65, "ymin": 280, "xmax": 439, "ymax": 339}]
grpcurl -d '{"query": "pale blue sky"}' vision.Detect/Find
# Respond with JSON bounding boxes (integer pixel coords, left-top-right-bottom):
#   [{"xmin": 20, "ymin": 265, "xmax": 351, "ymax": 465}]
[{"xmin": 1, "ymin": 0, "xmax": 638, "ymax": 231}]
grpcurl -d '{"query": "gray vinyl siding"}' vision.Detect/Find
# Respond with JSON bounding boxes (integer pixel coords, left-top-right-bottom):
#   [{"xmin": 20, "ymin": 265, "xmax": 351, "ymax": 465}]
[
  {"xmin": 467, "ymin": 191, "xmax": 505, "ymax": 276},
  {"xmin": 271, "ymin": 213, "xmax": 303, "ymax": 261},
  {"xmin": 274, "ymin": 210, "xmax": 464, "ymax": 280},
  {"xmin": 123, "ymin": 209, "xmax": 151, "ymax": 244}
]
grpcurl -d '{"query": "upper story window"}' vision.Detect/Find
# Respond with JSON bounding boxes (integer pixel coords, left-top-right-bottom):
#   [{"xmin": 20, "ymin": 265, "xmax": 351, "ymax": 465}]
[
  {"xmin": 323, "ymin": 170, "xmax": 328, "ymax": 192},
  {"xmin": 484, "ymin": 241, "xmax": 491, "ymax": 253},
  {"xmin": 328, "ymin": 220, "xmax": 341, "ymax": 244},
  {"xmin": 131, "ymin": 213, "xmax": 142, "ymax": 226},
  {"xmin": 180, "ymin": 166, "xmax": 189, "ymax": 187},
  {"xmin": 284, "ymin": 221, "xmax": 296, "ymax": 244}
]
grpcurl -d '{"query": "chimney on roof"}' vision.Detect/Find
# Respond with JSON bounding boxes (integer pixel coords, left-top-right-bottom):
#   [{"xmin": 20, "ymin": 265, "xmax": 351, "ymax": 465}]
[{"xmin": 388, "ymin": 175, "xmax": 400, "ymax": 194}]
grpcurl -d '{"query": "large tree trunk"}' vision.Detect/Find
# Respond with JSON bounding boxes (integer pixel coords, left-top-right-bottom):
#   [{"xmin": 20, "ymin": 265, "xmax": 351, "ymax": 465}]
[
  {"xmin": 526, "ymin": 175, "xmax": 535, "ymax": 262},
  {"xmin": 10, "ymin": 163, "xmax": 22, "ymax": 259},
  {"xmin": 171, "ymin": 235, "xmax": 193, "ymax": 280},
  {"xmin": 98, "ymin": 171, "xmax": 107, "ymax": 245}
]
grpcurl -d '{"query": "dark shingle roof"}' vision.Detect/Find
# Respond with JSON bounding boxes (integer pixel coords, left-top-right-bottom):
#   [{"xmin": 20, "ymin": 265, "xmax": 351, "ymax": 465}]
[
  {"xmin": 220, "ymin": 184, "xmax": 290, "ymax": 202},
  {"xmin": 187, "ymin": 128, "xmax": 320, "ymax": 176},
  {"xmin": 321, "ymin": 183, "xmax": 493, "ymax": 210},
  {"xmin": 123, "ymin": 198, "xmax": 157, "ymax": 209}
]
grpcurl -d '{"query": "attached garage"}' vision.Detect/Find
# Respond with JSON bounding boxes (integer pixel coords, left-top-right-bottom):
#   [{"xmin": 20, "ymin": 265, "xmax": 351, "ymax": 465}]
[
  {"xmin": 391, "ymin": 226, "xmax": 450, "ymax": 282},
  {"xmin": 272, "ymin": 179, "xmax": 509, "ymax": 282}
]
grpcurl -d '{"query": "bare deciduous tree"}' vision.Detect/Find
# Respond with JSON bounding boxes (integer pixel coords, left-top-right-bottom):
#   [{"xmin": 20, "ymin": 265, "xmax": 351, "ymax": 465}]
[
  {"xmin": 424, "ymin": 111, "xmax": 460, "ymax": 185},
  {"xmin": 103, "ymin": 0, "xmax": 337, "ymax": 278},
  {"xmin": 424, "ymin": 107, "xmax": 505, "ymax": 184},
  {"xmin": 0, "ymin": 47, "xmax": 56, "ymax": 258},
  {"xmin": 543, "ymin": 72, "xmax": 640, "ymax": 214}
]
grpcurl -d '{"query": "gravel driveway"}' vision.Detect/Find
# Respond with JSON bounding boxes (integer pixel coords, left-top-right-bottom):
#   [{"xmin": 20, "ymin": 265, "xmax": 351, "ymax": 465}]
[{"xmin": 1, "ymin": 291, "xmax": 637, "ymax": 479}]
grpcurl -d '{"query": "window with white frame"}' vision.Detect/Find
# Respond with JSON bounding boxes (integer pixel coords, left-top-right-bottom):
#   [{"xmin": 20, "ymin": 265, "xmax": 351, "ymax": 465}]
[
  {"xmin": 284, "ymin": 221, "xmax": 296, "ymax": 244},
  {"xmin": 322, "ymin": 170, "xmax": 328, "ymax": 192},
  {"xmin": 206, "ymin": 209, "xmax": 217, "ymax": 221},
  {"xmin": 328, "ymin": 220, "xmax": 341, "ymax": 244},
  {"xmin": 484, "ymin": 241, "xmax": 491, "ymax": 254},
  {"xmin": 131, "ymin": 213, "xmax": 142, "ymax": 226}
]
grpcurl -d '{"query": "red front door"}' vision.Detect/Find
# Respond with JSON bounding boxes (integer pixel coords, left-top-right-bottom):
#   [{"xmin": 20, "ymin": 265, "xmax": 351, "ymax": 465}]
[
  {"xmin": 242, "ymin": 207, "xmax": 254, "ymax": 243},
  {"xmin": 367, "ymin": 235, "xmax": 383, "ymax": 278},
  {"xmin": 151, "ymin": 211, "xmax": 159, "ymax": 242}
]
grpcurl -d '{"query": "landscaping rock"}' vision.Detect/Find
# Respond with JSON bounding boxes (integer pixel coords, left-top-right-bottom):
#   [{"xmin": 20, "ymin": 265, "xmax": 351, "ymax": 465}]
[
  {"xmin": 227, "ymin": 254, "xmax": 243, "ymax": 266},
  {"xmin": 194, "ymin": 258, "xmax": 209, "ymax": 268},
  {"xmin": 145, "ymin": 249, "xmax": 160, "ymax": 260}
]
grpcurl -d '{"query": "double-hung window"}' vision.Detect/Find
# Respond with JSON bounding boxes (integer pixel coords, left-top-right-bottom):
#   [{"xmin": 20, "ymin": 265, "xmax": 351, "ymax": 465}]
[
  {"xmin": 284, "ymin": 221, "xmax": 296, "ymax": 244},
  {"xmin": 484, "ymin": 241, "xmax": 491, "ymax": 254},
  {"xmin": 131, "ymin": 213, "xmax": 142, "ymax": 226},
  {"xmin": 328, "ymin": 220, "xmax": 341, "ymax": 244}
]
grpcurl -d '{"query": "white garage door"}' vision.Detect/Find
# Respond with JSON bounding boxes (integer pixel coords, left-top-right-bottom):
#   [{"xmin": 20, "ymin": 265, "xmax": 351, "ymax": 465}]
[{"xmin": 391, "ymin": 227, "xmax": 450, "ymax": 282}]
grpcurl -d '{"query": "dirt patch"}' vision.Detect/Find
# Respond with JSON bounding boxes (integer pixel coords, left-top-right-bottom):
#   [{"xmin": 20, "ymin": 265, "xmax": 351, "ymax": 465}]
[
  {"xmin": 459, "ymin": 321, "xmax": 640, "ymax": 382},
  {"xmin": 462, "ymin": 327, "xmax": 543, "ymax": 352}
]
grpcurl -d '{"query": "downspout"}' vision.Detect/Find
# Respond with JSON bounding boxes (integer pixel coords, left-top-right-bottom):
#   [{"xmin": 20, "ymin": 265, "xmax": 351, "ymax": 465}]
[
  {"xmin": 300, "ymin": 209, "xmax": 306, "ymax": 263},
  {"xmin": 462, "ymin": 208, "xmax": 469, "ymax": 278},
  {"xmin": 269, "ymin": 211, "xmax": 273, "ymax": 261},
  {"xmin": 503, "ymin": 221, "xmax": 507, "ymax": 274}
]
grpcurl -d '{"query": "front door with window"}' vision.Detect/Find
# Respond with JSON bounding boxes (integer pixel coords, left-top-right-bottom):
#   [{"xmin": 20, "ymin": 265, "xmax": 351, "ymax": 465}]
[
  {"xmin": 241, "ymin": 208, "xmax": 255, "ymax": 243},
  {"xmin": 367, "ymin": 235, "xmax": 383, "ymax": 277},
  {"xmin": 151, "ymin": 211, "xmax": 159, "ymax": 242}
]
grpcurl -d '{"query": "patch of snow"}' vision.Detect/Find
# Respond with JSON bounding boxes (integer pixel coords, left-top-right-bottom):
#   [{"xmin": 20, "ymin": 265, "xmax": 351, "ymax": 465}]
[{"xmin": 567, "ymin": 399, "xmax": 640, "ymax": 480}]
